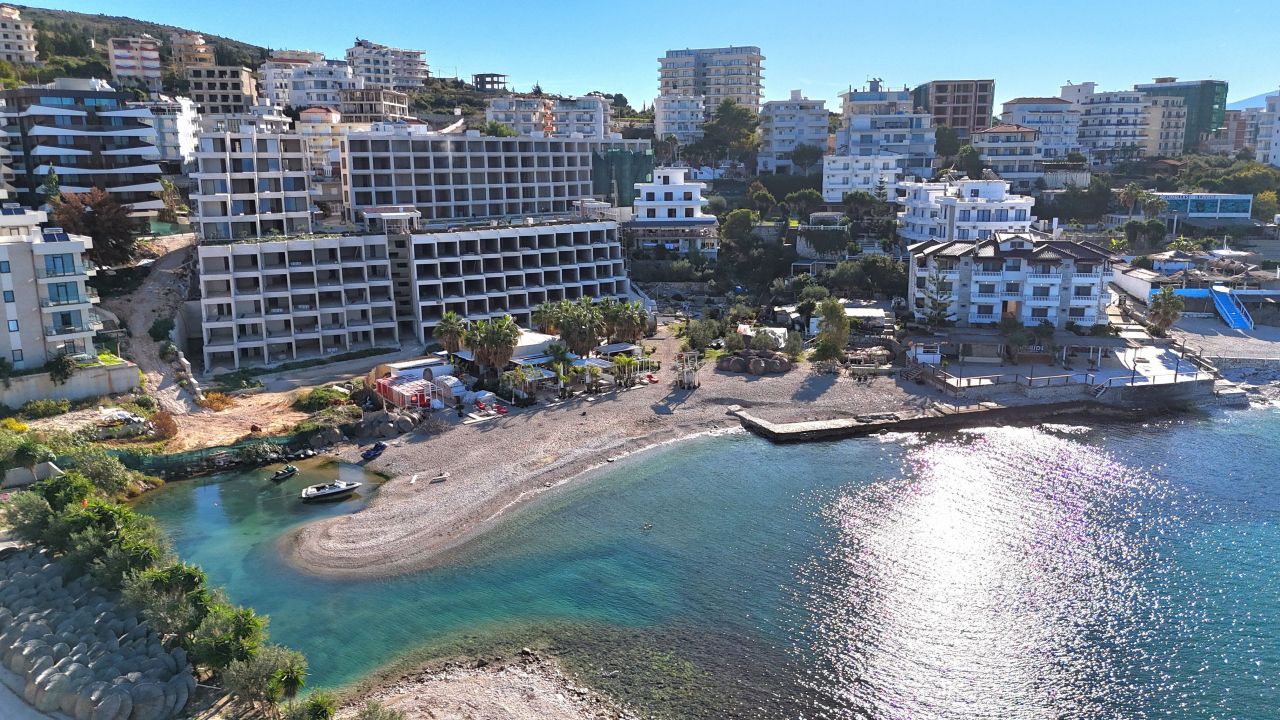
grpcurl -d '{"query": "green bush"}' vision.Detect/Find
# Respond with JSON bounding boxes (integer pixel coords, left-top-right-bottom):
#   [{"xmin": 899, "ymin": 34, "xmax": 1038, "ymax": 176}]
[
  {"xmin": 68, "ymin": 445, "xmax": 136, "ymax": 495},
  {"xmin": 292, "ymin": 691, "xmax": 337, "ymax": 720},
  {"xmin": 0, "ymin": 491, "xmax": 53, "ymax": 543},
  {"xmin": 222, "ymin": 643, "xmax": 302, "ymax": 709},
  {"xmin": 683, "ymin": 318, "xmax": 722, "ymax": 351},
  {"xmin": 751, "ymin": 331, "xmax": 781, "ymax": 352},
  {"xmin": 784, "ymin": 331, "xmax": 805, "ymax": 360},
  {"xmin": 191, "ymin": 601, "xmax": 268, "ymax": 672},
  {"xmin": 292, "ymin": 386, "xmax": 350, "ymax": 413},
  {"xmin": 21, "ymin": 398, "xmax": 71, "ymax": 419},
  {"xmin": 30, "ymin": 470, "xmax": 94, "ymax": 511},
  {"xmin": 132, "ymin": 395, "xmax": 157, "ymax": 411},
  {"xmin": 354, "ymin": 701, "xmax": 406, "ymax": 720},
  {"xmin": 723, "ymin": 333, "xmax": 745, "ymax": 353},
  {"xmin": 149, "ymin": 317, "xmax": 175, "ymax": 341}
]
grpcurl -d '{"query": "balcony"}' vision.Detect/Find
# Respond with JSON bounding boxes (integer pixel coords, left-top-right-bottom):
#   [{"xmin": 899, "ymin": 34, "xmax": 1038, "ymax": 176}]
[
  {"xmin": 40, "ymin": 290, "xmax": 98, "ymax": 307},
  {"xmin": 971, "ymin": 270, "xmax": 1004, "ymax": 280},
  {"xmin": 1026, "ymin": 294, "xmax": 1060, "ymax": 304},
  {"xmin": 35, "ymin": 263, "xmax": 96, "ymax": 280},
  {"xmin": 44, "ymin": 316, "xmax": 103, "ymax": 337},
  {"xmin": 1025, "ymin": 273, "xmax": 1061, "ymax": 281}
]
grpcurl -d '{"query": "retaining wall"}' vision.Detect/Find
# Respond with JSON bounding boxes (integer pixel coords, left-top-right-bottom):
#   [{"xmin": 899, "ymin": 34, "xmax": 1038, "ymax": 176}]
[
  {"xmin": 1210, "ymin": 356, "xmax": 1280, "ymax": 371},
  {"xmin": 0, "ymin": 364, "xmax": 141, "ymax": 408}
]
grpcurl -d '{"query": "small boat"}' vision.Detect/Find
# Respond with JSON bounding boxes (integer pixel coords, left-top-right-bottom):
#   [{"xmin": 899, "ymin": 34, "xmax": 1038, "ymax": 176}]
[
  {"xmin": 270, "ymin": 464, "xmax": 298, "ymax": 481},
  {"xmin": 300, "ymin": 480, "xmax": 362, "ymax": 502},
  {"xmin": 429, "ymin": 472, "xmax": 449, "ymax": 484},
  {"xmin": 361, "ymin": 441, "xmax": 387, "ymax": 461}
]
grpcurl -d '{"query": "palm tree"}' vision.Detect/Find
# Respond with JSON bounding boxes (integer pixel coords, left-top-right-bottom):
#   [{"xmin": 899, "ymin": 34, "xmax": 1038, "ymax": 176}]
[
  {"xmin": 463, "ymin": 316, "xmax": 520, "ymax": 377},
  {"xmin": 1118, "ymin": 182, "xmax": 1147, "ymax": 221},
  {"xmin": 546, "ymin": 342, "xmax": 573, "ymax": 399},
  {"xmin": 558, "ymin": 298, "xmax": 604, "ymax": 356},
  {"xmin": 612, "ymin": 354, "xmax": 639, "ymax": 388},
  {"xmin": 531, "ymin": 302, "xmax": 560, "ymax": 334},
  {"xmin": 1147, "ymin": 287, "xmax": 1184, "ymax": 333},
  {"xmin": 598, "ymin": 297, "xmax": 623, "ymax": 340},
  {"xmin": 432, "ymin": 311, "xmax": 466, "ymax": 359},
  {"xmin": 1143, "ymin": 195, "xmax": 1169, "ymax": 220},
  {"xmin": 273, "ymin": 650, "xmax": 307, "ymax": 716},
  {"xmin": 613, "ymin": 301, "xmax": 650, "ymax": 343}
]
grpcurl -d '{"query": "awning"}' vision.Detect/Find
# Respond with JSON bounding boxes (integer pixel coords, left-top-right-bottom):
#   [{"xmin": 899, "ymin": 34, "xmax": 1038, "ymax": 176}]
[
  {"xmin": 452, "ymin": 349, "xmax": 475, "ymax": 361},
  {"xmin": 514, "ymin": 352, "xmax": 578, "ymax": 366},
  {"xmin": 572, "ymin": 357, "xmax": 614, "ymax": 369},
  {"xmin": 596, "ymin": 342, "xmax": 640, "ymax": 355}
]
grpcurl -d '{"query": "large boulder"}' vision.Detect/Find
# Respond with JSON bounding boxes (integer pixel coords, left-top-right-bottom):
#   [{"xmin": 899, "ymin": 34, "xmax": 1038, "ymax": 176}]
[
  {"xmin": 728, "ymin": 356, "xmax": 748, "ymax": 373},
  {"xmin": 165, "ymin": 674, "xmax": 190, "ymax": 717},
  {"xmin": 127, "ymin": 681, "xmax": 167, "ymax": 720},
  {"xmin": 90, "ymin": 687, "xmax": 132, "ymax": 720},
  {"xmin": 748, "ymin": 358, "xmax": 765, "ymax": 375}
]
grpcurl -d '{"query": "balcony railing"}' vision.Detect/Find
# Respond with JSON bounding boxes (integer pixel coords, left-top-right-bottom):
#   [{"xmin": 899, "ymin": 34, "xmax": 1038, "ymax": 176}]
[
  {"xmin": 44, "ymin": 316, "xmax": 103, "ymax": 337},
  {"xmin": 40, "ymin": 290, "xmax": 99, "ymax": 307},
  {"xmin": 35, "ymin": 263, "xmax": 96, "ymax": 279}
]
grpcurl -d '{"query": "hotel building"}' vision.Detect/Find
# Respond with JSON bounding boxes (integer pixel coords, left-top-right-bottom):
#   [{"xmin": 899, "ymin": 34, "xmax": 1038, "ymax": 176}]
[
  {"xmin": 999, "ymin": 97, "xmax": 1082, "ymax": 161},
  {"xmin": 822, "ymin": 153, "xmax": 902, "ymax": 202},
  {"xmin": 345, "ymin": 38, "xmax": 429, "ymax": 91},
  {"xmin": 653, "ymin": 94, "xmax": 705, "ymax": 144},
  {"xmin": 188, "ymin": 65, "xmax": 258, "ymax": 115},
  {"xmin": 971, "ymin": 124, "xmax": 1043, "ymax": 192},
  {"xmin": 108, "ymin": 35, "xmax": 163, "ymax": 93},
  {"xmin": 836, "ymin": 80, "xmax": 936, "ymax": 178},
  {"xmin": 658, "ymin": 46, "xmax": 764, "ymax": 113},
  {"xmin": 912, "ymin": 79, "xmax": 995, "ymax": 139},
  {"xmin": 628, "ymin": 167, "xmax": 717, "ymax": 256},
  {"xmin": 757, "ymin": 90, "xmax": 828, "ymax": 175},
  {"xmin": 130, "ymin": 95, "xmax": 200, "ymax": 174},
  {"xmin": 0, "ymin": 5, "xmax": 37, "ymax": 64},
  {"xmin": 485, "ymin": 96, "xmax": 612, "ymax": 139},
  {"xmin": 897, "ymin": 179, "xmax": 1035, "ymax": 244}
]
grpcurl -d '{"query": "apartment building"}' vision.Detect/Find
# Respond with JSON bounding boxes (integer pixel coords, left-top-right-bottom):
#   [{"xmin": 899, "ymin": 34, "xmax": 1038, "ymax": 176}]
[
  {"xmin": 822, "ymin": 153, "xmax": 902, "ymax": 202},
  {"xmin": 129, "ymin": 95, "xmax": 200, "ymax": 174},
  {"xmin": 472, "ymin": 74, "xmax": 508, "ymax": 93},
  {"xmin": 108, "ymin": 35, "xmax": 163, "ymax": 93},
  {"xmin": 658, "ymin": 46, "xmax": 764, "ymax": 113},
  {"xmin": 0, "ymin": 5, "xmax": 37, "ymax": 64},
  {"xmin": 0, "ymin": 79, "xmax": 163, "ymax": 213},
  {"xmin": 485, "ymin": 95, "xmax": 612, "ymax": 138},
  {"xmin": 0, "ymin": 203, "xmax": 101, "ymax": 368},
  {"xmin": 628, "ymin": 167, "xmax": 717, "ymax": 255},
  {"xmin": 343, "ymin": 125, "xmax": 594, "ymax": 222},
  {"xmin": 836, "ymin": 80, "xmax": 935, "ymax": 178},
  {"xmin": 897, "ymin": 179, "xmax": 1035, "ymax": 244},
  {"xmin": 1205, "ymin": 110, "xmax": 1248, "ymax": 155},
  {"xmin": 757, "ymin": 90, "xmax": 827, "ymax": 175},
  {"xmin": 345, "ymin": 38, "xmax": 429, "ymax": 91},
  {"xmin": 338, "ymin": 88, "xmax": 410, "ymax": 123},
  {"xmin": 188, "ymin": 66, "xmax": 258, "ymax": 115},
  {"xmin": 907, "ymin": 232, "xmax": 1114, "ymax": 328},
  {"xmin": 971, "ymin": 124, "xmax": 1042, "ymax": 192},
  {"xmin": 999, "ymin": 97, "xmax": 1081, "ymax": 160},
  {"xmin": 653, "ymin": 94, "xmax": 705, "ymax": 144},
  {"xmin": 168, "ymin": 32, "xmax": 214, "ymax": 71},
  {"xmin": 1257, "ymin": 95, "xmax": 1280, "ymax": 167},
  {"xmin": 297, "ymin": 107, "xmax": 370, "ymax": 218},
  {"xmin": 199, "ymin": 99, "xmax": 293, "ymax": 135},
  {"xmin": 1134, "ymin": 77, "xmax": 1227, "ymax": 152},
  {"xmin": 1143, "ymin": 95, "xmax": 1187, "ymax": 157},
  {"xmin": 1062, "ymin": 83, "xmax": 1149, "ymax": 166},
  {"xmin": 191, "ymin": 130, "xmax": 312, "ymax": 241},
  {"xmin": 258, "ymin": 52, "xmax": 361, "ymax": 109},
  {"xmin": 912, "ymin": 79, "xmax": 994, "ymax": 139}
]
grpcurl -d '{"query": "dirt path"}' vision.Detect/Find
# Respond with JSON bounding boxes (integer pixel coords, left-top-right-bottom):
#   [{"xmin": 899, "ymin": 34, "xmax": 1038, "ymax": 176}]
[{"xmin": 100, "ymin": 235, "xmax": 197, "ymax": 415}]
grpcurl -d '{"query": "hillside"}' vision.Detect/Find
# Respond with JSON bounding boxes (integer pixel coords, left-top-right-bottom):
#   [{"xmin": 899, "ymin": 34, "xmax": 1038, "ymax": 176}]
[{"xmin": 11, "ymin": 3, "xmax": 267, "ymax": 82}]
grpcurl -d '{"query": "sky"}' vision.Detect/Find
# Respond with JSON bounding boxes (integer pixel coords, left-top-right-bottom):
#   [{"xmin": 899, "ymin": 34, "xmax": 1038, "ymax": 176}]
[{"xmin": 39, "ymin": 0, "xmax": 1280, "ymax": 109}]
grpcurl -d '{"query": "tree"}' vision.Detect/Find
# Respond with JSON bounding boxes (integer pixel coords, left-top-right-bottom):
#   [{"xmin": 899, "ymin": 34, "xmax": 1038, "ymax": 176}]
[
  {"xmin": 720, "ymin": 208, "xmax": 758, "ymax": 241},
  {"xmin": 1147, "ymin": 286, "xmax": 1184, "ymax": 333},
  {"xmin": 481, "ymin": 120, "xmax": 518, "ymax": 137},
  {"xmin": 1066, "ymin": 151, "xmax": 1087, "ymax": 164},
  {"xmin": 690, "ymin": 99, "xmax": 758, "ymax": 164},
  {"xmin": 41, "ymin": 170, "xmax": 60, "ymax": 205},
  {"xmin": 463, "ymin": 315, "xmax": 521, "ymax": 376},
  {"xmin": 153, "ymin": 178, "xmax": 188, "ymax": 224},
  {"xmin": 1253, "ymin": 190, "xmax": 1278, "ymax": 221},
  {"xmin": 811, "ymin": 298, "xmax": 850, "ymax": 361},
  {"xmin": 1142, "ymin": 194, "xmax": 1168, "ymax": 220},
  {"xmin": 843, "ymin": 191, "xmax": 879, "ymax": 221},
  {"xmin": 432, "ymin": 311, "xmax": 466, "ymax": 356},
  {"xmin": 121, "ymin": 562, "xmax": 211, "ymax": 646},
  {"xmin": 46, "ymin": 353, "xmax": 77, "ymax": 385},
  {"xmin": 956, "ymin": 145, "xmax": 984, "ymax": 179},
  {"xmin": 1118, "ymin": 182, "xmax": 1147, "ymax": 221},
  {"xmin": 921, "ymin": 267, "xmax": 954, "ymax": 330},
  {"xmin": 1143, "ymin": 218, "xmax": 1169, "ymax": 248},
  {"xmin": 222, "ymin": 643, "xmax": 304, "ymax": 713},
  {"xmin": 788, "ymin": 144, "xmax": 824, "ymax": 175},
  {"xmin": 190, "ymin": 601, "xmax": 267, "ymax": 673},
  {"xmin": 935, "ymin": 125, "xmax": 961, "ymax": 160},
  {"xmin": 52, "ymin": 188, "xmax": 137, "ymax": 266},
  {"xmin": 783, "ymin": 189, "xmax": 823, "ymax": 220},
  {"xmin": 750, "ymin": 330, "xmax": 781, "ymax": 352},
  {"xmin": 750, "ymin": 189, "xmax": 776, "ymax": 214},
  {"xmin": 292, "ymin": 691, "xmax": 336, "ymax": 720}
]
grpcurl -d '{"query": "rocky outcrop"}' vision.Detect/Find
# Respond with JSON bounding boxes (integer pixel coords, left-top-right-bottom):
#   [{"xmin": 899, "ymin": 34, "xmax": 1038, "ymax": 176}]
[
  {"xmin": 715, "ymin": 349, "xmax": 793, "ymax": 376},
  {"xmin": 0, "ymin": 549, "xmax": 195, "ymax": 720}
]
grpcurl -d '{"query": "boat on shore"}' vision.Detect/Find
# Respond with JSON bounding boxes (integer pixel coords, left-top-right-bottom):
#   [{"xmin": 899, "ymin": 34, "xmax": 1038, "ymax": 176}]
[
  {"xmin": 300, "ymin": 480, "xmax": 362, "ymax": 502},
  {"xmin": 429, "ymin": 472, "xmax": 449, "ymax": 484},
  {"xmin": 271, "ymin": 464, "xmax": 298, "ymax": 481},
  {"xmin": 361, "ymin": 442, "xmax": 387, "ymax": 461}
]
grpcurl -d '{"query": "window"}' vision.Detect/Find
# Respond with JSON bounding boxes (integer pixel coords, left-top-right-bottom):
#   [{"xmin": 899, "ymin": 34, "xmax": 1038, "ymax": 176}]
[
  {"xmin": 2, "ymin": 291, "xmax": 11, "ymax": 302},
  {"xmin": 10, "ymin": 349, "xmax": 20, "ymax": 363},
  {"xmin": 1005, "ymin": 283, "xmax": 1020, "ymax": 293},
  {"xmin": 976, "ymin": 304, "xmax": 994, "ymax": 315},
  {"xmin": 1032, "ymin": 286, "xmax": 1052, "ymax": 298},
  {"xmin": 1030, "ymin": 308, "xmax": 1049, "ymax": 319},
  {"xmin": 6, "ymin": 319, "xmax": 16, "ymax": 332},
  {"xmin": 1069, "ymin": 307, "xmax": 1086, "ymax": 318},
  {"xmin": 0, "ymin": 260, "xmax": 8, "ymax": 273},
  {"xmin": 958, "ymin": 210, "xmax": 971, "ymax": 221},
  {"xmin": 978, "ymin": 284, "xmax": 995, "ymax": 294}
]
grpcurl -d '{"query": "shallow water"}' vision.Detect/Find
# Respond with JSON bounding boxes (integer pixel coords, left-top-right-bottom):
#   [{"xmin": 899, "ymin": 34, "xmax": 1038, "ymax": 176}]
[{"xmin": 135, "ymin": 410, "xmax": 1280, "ymax": 718}]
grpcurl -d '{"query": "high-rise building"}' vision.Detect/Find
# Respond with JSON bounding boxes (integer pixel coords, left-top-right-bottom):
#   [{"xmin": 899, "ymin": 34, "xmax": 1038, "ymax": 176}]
[
  {"xmin": 345, "ymin": 38, "xmax": 429, "ymax": 91},
  {"xmin": 999, "ymin": 97, "xmax": 1082, "ymax": 160},
  {"xmin": 1061, "ymin": 82, "xmax": 1149, "ymax": 166},
  {"xmin": 1133, "ymin": 77, "xmax": 1228, "ymax": 151},
  {"xmin": 108, "ymin": 35, "xmax": 163, "ymax": 93},
  {"xmin": 836, "ymin": 79, "xmax": 935, "ymax": 178},
  {"xmin": 168, "ymin": 32, "xmax": 215, "ymax": 71},
  {"xmin": 0, "ymin": 5, "xmax": 37, "ymax": 64},
  {"xmin": 653, "ymin": 94, "xmax": 705, "ymax": 145},
  {"xmin": 0, "ymin": 202, "xmax": 102, "ymax": 368},
  {"xmin": 0, "ymin": 79, "xmax": 162, "ymax": 214},
  {"xmin": 757, "ymin": 90, "xmax": 828, "ymax": 175},
  {"xmin": 191, "ymin": 129, "xmax": 313, "ymax": 241},
  {"xmin": 485, "ymin": 96, "xmax": 612, "ymax": 138},
  {"xmin": 130, "ymin": 95, "xmax": 201, "ymax": 174},
  {"xmin": 912, "ymin": 79, "xmax": 995, "ymax": 139},
  {"xmin": 658, "ymin": 46, "xmax": 764, "ymax": 114},
  {"xmin": 297, "ymin": 107, "xmax": 371, "ymax": 220},
  {"xmin": 187, "ymin": 66, "xmax": 258, "ymax": 115},
  {"xmin": 1142, "ymin": 95, "xmax": 1187, "ymax": 158},
  {"xmin": 259, "ymin": 51, "xmax": 362, "ymax": 109}
]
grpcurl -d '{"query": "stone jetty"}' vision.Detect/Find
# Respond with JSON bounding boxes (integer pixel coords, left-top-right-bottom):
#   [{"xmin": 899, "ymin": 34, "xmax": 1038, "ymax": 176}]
[{"xmin": 0, "ymin": 548, "xmax": 195, "ymax": 720}]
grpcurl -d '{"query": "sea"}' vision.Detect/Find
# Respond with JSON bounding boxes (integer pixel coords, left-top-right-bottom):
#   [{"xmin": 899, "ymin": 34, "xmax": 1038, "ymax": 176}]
[{"xmin": 133, "ymin": 406, "xmax": 1280, "ymax": 719}]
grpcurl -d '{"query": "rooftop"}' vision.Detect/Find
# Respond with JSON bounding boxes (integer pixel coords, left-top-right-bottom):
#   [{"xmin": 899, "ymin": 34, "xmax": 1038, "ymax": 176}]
[{"xmin": 974, "ymin": 123, "xmax": 1036, "ymax": 134}]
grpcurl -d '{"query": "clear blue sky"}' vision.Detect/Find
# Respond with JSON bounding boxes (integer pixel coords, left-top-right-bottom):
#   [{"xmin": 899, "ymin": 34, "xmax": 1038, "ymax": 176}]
[{"xmin": 41, "ymin": 0, "xmax": 1278, "ymax": 108}]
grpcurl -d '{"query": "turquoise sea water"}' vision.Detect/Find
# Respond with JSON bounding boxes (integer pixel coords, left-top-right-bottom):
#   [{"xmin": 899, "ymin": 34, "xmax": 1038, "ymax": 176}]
[{"xmin": 134, "ymin": 409, "xmax": 1280, "ymax": 718}]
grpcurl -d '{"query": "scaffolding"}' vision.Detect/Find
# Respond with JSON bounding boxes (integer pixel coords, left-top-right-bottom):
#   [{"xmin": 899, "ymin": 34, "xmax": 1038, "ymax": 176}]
[{"xmin": 675, "ymin": 351, "xmax": 703, "ymax": 389}]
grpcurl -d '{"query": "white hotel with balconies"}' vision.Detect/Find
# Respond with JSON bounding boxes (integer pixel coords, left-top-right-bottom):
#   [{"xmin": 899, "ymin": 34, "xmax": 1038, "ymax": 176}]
[
  {"xmin": 757, "ymin": 90, "xmax": 828, "ymax": 174},
  {"xmin": 898, "ymin": 179, "xmax": 1035, "ymax": 244},
  {"xmin": 653, "ymin": 94, "xmax": 705, "ymax": 145},
  {"xmin": 822, "ymin": 153, "xmax": 902, "ymax": 202},
  {"xmin": 908, "ymin": 232, "xmax": 1114, "ymax": 329},
  {"xmin": 485, "ymin": 96, "xmax": 611, "ymax": 139}
]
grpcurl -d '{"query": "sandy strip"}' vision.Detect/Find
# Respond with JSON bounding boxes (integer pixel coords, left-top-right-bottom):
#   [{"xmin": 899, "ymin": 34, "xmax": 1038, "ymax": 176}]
[{"xmin": 282, "ymin": 331, "xmax": 948, "ymax": 580}]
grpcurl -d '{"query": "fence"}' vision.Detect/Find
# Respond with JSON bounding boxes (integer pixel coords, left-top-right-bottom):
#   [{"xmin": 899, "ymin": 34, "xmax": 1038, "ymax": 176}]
[{"xmin": 109, "ymin": 433, "xmax": 308, "ymax": 478}]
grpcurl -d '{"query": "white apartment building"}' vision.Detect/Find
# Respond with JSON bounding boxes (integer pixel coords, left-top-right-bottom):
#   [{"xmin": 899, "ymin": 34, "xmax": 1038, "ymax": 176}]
[
  {"xmin": 199, "ymin": 99, "xmax": 293, "ymax": 134},
  {"xmin": 822, "ymin": 153, "xmax": 902, "ymax": 202},
  {"xmin": 191, "ymin": 130, "xmax": 313, "ymax": 241},
  {"xmin": 898, "ymin": 179, "xmax": 1035, "ymax": 244},
  {"xmin": 131, "ymin": 95, "xmax": 200, "ymax": 173},
  {"xmin": 197, "ymin": 233, "xmax": 399, "ymax": 373},
  {"xmin": 971, "ymin": 124, "xmax": 1043, "ymax": 193},
  {"xmin": 758, "ymin": 90, "xmax": 828, "ymax": 175},
  {"xmin": 653, "ymin": 94, "xmax": 705, "ymax": 144},
  {"xmin": 343, "ymin": 125, "xmax": 594, "ymax": 222},
  {"xmin": 258, "ymin": 51, "xmax": 324, "ymax": 108},
  {"xmin": 837, "ymin": 80, "xmax": 935, "ymax": 178},
  {"xmin": 1258, "ymin": 95, "xmax": 1280, "ymax": 167},
  {"xmin": 632, "ymin": 167, "xmax": 712, "ymax": 222},
  {"xmin": 259, "ymin": 51, "xmax": 362, "ymax": 109},
  {"xmin": 297, "ymin": 107, "xmax": 370, "ymax": 218},
  {"xmin": 0, "ymin": 5, "xmax": 37, "ymax": 64},
  {"xmin": 1061, "ymin": 82, "xmax": 1148, "ymax": 166},
  {"xmin": 169, "ymin": 32, "xmax": 214, "ymax": 71},
  {"xmin": 345, "ymin": 38, "xmax": 429, "ymax": 91},
  {"xmin": 908, "ymin": 232, "xmax": 1114, "ymax": 329},
  {"xmin": 1000, "ymin": 97, "xmax": 1081, "ymax": 160},
  {"xmin": 0, "ymin": 203, "xmax": 101, "ymax": 368},
  {"xmin": 485, "ymin": 96, "xmax": 612, "ymax": 138},
  {"xmin": 658, "ymin": 46, "xmax": 764, "ymax": 113},
  {"xmin": 108, "ymin": 35, "xmax": 163, "ymax": 93}
]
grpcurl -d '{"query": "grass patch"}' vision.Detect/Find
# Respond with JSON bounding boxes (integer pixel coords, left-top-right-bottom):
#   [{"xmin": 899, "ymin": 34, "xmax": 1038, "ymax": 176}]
[
  {"xmin": 211, "ymin": 347, "xmax": 397, "ymax": 392},
  {"xmin": 291, "ymin": 386, "xmax": 351, "ymax": 413}
]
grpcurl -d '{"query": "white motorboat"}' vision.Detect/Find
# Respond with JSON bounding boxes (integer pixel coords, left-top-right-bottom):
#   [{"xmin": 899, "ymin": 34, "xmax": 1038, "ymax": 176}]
[{"xmin": 300, "ymin": 480, "xmax": 362, "ymax": 502}]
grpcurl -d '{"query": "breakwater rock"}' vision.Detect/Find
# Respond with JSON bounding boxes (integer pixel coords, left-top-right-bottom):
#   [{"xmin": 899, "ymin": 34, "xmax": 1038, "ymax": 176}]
[{"xmin": 0, "ymin": 548, "xmax": 195, "ymax": 720}]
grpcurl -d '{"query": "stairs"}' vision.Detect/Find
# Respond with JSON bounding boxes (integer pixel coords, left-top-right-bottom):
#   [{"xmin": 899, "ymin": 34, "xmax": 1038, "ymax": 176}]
[
  {"xmin": 1091, "ymin": 384, "xmax": 1107, "ymax": 398},
  {"xmin": 1210, "ymin": 285, "xmax": 1253, "ymax": 331}
]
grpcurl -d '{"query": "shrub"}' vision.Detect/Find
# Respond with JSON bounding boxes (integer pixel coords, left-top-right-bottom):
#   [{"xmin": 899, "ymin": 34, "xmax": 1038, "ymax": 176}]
[
  {"xmin": 198, "ymin": 391, "xmax": 235, "ymax": 411},
  {"xmin": 0, "ymin": 491, "xmax": 53, "ymax": 543},
  {"xmin": 151, "ymin": 411, "xmax": 178, "ymax": 439},
  {"xmin": 750, "ymin": 331, "xmax": 781, "ymax": 352},
  {"xmin": 30, "ymin": 470, "xmax": 95, "ymax": 512},
  {"xmin": 68, "ymin": 445, "xmax": 135, "ymax": 495},
  {"xmin": 148, "ymin": 317, "xmax": 175, "ymax": 341},
  {"xmin": 354, "ymin": 701, "xmax": 406, "ymax": 720},
  {"xmin": 723, "ymin": 333, "xmax": 745, "ymax": 353},
  {"xmin": 222, "ymin": 643, "xmax": 302, "ymax": 710},
  {"xmin": 46, "ymin": 354, "xmax": 77, "ymax": 385},
  {"xmin": 13, "ymin": 439, "xmax": 56, "ymax": 468},
  {"xmin": 192, "ymin": 602, "xmax": 268, "ymax": 673},
  {"xmin": 683, "ymin": 319, "xmax": 722, "ymax": 350},
  {"xmin": 236, "ymin": 442, "xmax": 278, "ymax": 466},
  {"xmin": 1, "ymin": 416, "xmax": 28, "ymax": 432},
  {"xmin": 21, "ymin": 398, "xmax": 71, "ymax": 419},
  {"xmin": 784, "ymin": 331, "xmax": 805, "ymax": 360},
  {"xmin": 159, "ymin": 341, "xmax": 178, "ymax": 362},
  {"xmin": 292, "ymin": 691, "xmax": 336, "ymax": 720},
  {"xmin": 292, "ymin": 386, "xmax": 350, "ymax": 413},
  {"xmin": 132, "ymin": 394, "xmax": 157, "ymax": 411}
]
